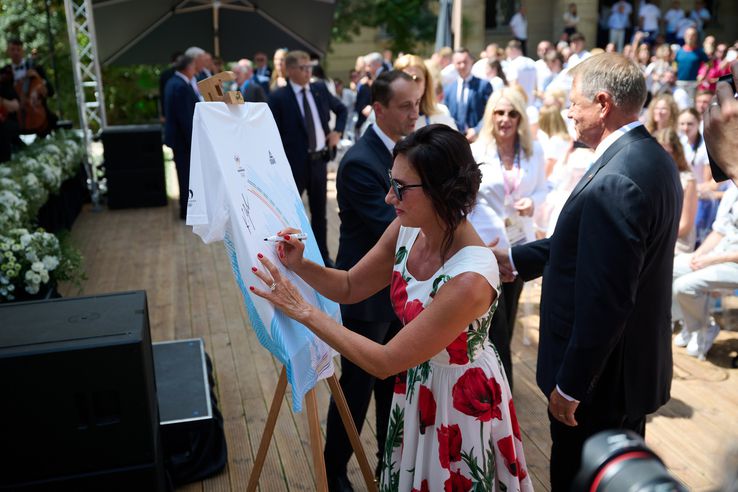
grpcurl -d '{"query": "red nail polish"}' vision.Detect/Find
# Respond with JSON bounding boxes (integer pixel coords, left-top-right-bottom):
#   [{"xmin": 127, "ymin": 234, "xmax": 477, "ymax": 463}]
[
  {"xmin": 251, "ymin": 267, "xmax": 257, "ymax": 272},
  {"xmin": 249, "ymin": 286, "xmax": 255, "ymax": 291},
  {"xmin": 284, "ymin": 234, "xmax": 290, "ymax": 241},
  {"xmin": 257, "ymin": 253, "xmax": 263, "ymax": 259}
]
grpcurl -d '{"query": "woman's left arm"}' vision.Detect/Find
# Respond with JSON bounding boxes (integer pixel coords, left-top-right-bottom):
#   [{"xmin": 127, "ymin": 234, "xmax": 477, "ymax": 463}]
[
  {"xmin": 679, "ymin": 177, "xmax": 698, "ymax": 239},
  {"xmin": 252, "ymin": 255, "xmax": 495, "ymax": 380}
]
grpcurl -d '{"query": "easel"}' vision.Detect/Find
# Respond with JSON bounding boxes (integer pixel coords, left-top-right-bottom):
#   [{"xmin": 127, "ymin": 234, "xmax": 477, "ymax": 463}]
[
  {"xmin": 246, "ymin": 367, "xmax": 378, "ymax": 492},
  {"xmin": 198, "ymin": 73, "xmax": 378, "ymax": 492}
]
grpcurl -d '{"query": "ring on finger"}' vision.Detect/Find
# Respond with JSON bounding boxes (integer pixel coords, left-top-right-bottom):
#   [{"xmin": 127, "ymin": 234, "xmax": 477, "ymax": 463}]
[{"xmin": 270, "ymin": 282, "xmax": 277, "ymax": 291}]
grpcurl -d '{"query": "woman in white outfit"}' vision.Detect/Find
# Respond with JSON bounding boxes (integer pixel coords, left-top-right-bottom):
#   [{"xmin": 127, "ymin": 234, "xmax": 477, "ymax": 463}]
[{"xmin": 468, "ymin": 87, "xmax": 547, "ymax": 383}]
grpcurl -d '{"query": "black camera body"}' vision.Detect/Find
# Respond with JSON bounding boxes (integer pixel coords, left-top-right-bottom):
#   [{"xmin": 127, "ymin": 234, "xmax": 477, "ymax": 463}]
[{"xmin": 573, "ymin": 430, "xmax": 688, "ymax": 492}]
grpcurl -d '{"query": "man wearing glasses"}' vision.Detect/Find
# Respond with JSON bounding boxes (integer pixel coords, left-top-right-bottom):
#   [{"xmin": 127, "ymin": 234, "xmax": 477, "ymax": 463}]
[
  {"xmin": 326, "ymin": 70, "xmax": 420, "ymax": 492},
  {"xmin": 269, "ymin": 50, "xmax": 347, "ymax": 267}
]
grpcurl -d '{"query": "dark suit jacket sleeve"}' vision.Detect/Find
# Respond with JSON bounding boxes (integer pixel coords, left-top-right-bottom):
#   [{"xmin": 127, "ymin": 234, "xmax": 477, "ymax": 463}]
[
  {"xmin": 340, "ymin": 158, "xmax": 396, "ymax": 238},
  {"xmin": 557, "ymin": 174, "xmax": 649, "ymax": 400},
  {"xmin": 268, "ymin": 91, "xmax": 283, "ymax": 130},
  {"xmin": 511, "ymin": 238, "xmax": 550, "ymax": 281},
  {"xmin": 473, "ymin": 81, "xmax": 493, "ymax": 135},
  {"xmin": 169, "ymin": 81, "xmax": 194, "ymax": 143}
]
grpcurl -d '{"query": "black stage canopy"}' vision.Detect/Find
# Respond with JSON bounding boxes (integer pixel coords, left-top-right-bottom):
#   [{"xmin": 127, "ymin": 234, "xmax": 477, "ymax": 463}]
[{"xmin": 92, "ymin": 0, "xmax": 337, "ymax": 65}]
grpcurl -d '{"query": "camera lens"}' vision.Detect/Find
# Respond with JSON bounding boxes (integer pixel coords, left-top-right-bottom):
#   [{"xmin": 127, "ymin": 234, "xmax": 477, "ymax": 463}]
[{"xmin": 573, "ymin": 430, "xmax": 688, "ymax": 492}]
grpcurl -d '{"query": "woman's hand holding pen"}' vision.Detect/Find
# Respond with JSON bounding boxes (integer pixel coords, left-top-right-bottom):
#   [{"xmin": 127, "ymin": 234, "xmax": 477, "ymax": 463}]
[{"xmin": 273, "ymin": 228, "xmax": 306, "ymax": 271}]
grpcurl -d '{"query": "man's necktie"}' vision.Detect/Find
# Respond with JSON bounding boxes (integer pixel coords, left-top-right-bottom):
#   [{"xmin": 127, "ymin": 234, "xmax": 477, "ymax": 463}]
[{"xmin": 302, "ymin": 88, "xmax": 317, "ymax": 152}]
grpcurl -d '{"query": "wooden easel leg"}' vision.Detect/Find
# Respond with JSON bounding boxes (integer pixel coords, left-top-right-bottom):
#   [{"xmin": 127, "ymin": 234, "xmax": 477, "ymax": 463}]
[
  {"xmin": 247, "ymin": 366, "xmax": 288, "ymax": 492},
  {"xmin": 327, "ymin": 374, "xmax": 379, "ymax": 492},
  {"xmin": 305, "ymin": 388, "xmax": 329, "ymax": 492}
]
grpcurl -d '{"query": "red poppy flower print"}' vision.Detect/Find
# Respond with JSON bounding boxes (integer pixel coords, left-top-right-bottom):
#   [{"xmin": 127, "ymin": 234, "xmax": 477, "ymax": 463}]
[
  {"xmin": 509, "ymin": 399, "xmax": 521, "ymax": 441},
  {"xmin": 417, "ymin": 385, "xmax": 437, "ymax": 435},
  {"xmin": 403, "ymin": 299, "xmax": 424, "ymax": 323},
  {"xmin": 394, "ymin": 371, "xmax": 407, "ymax": 395},
  {"xmin": 497, "ymin": 435, "xmax": 527, "ymax": 480},
  {"xmin": 437, "ymin": 423, "xmax": 462, "ymax": 469},
  {"xmin": 411, "ymin": 480, "xmax": 430, "ymax": 492},
  {"xmin": 390, "ymin": 270, "xmax": 408, "ymax": 320},
  {"xmin": 444, "ymin": 469, "xmax": 473, "ymax": 492},
  {"xmin": 451, "ymin": 367, "xmax": 502, "ymax": 422},
  {"xmin": 445, "ymin": 332, "xmax": 469, "ymax": 365}
]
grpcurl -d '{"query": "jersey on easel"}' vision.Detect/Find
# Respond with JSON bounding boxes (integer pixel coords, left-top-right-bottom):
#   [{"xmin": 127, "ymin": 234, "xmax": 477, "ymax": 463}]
[{"xmin": 187, "ymin": 102, "xmax": 339, "ymax": 412}]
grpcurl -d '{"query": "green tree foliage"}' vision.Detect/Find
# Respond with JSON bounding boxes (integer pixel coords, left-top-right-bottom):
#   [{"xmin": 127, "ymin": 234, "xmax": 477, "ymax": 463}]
[{"xmin": 332, "ymin": 0, "xmax": 437, "ymax": 55}]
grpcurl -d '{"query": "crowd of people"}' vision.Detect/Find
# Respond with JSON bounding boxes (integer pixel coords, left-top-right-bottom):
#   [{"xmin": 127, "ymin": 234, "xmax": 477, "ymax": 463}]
[{"xmin": 158, "ymin": 12, "xmax": 738, "ymax": 490}]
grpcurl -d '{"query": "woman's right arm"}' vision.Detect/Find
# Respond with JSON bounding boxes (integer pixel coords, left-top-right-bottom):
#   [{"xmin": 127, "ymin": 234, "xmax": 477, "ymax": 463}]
[{"xmin": 278, "ymin": 219, "xmax": 400, "ymax": 304}]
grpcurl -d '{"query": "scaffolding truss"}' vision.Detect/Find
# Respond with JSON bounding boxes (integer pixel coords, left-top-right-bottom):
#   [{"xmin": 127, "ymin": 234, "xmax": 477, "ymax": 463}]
[{"xmin": 64, "ymin": 0, "xmax": 107, "ymax": 207}]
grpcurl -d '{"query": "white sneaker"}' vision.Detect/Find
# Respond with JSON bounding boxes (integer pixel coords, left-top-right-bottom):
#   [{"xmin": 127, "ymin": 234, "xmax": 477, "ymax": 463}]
[
  {"xmin": 686, "ymin": 322, "xmax": 720, "ymax": 359},
  {"xmin": 674, "ymin": 328, "xmax": 691, "ymax": 347}
]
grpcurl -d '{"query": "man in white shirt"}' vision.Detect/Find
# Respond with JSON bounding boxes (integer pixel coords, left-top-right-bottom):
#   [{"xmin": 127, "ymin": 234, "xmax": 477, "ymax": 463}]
[
  {"xmin": 509, "ymin": 6, "xmax": 529, "ymax": 56},
  {"xmin": 504, "ymin": 40, "xmax": 538, "ymax": 105},
  {"xmin": 534, "ymin": 41, "xmax": 555, "ymax": 98},
  {"xmin": 639, "ymin": 0, "xmax": 661, "ymax": 44},
  {"xmin": 663, "ymin": 0, "xmax": 685, "ymax": 44},
  {"xmin": 471, "ymin": 43, "xmax": 500, "ymax": 80},
  {"xmin": 673, "ymin": 185, "xmax": 738, "ymax": 358},
  {"xmin": 566, "ymin": 33, "xmax": 591, "ymax": 69},
  {"xmin": 608, "ymin": 4, "xmax": 630, "ymax": 53}
]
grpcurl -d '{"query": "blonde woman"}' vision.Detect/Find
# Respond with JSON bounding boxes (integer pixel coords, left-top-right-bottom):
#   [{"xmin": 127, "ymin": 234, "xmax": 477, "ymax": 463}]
[
  {"xmin": 269, "ymin": 48, "xmax": 288, "ymax": 91},
  {"xmin": 468, "ymin": 88, "xmax": 547, "ymax": 381},
  {"xmin": 644, "ymin": 93, "xmax": 679, "ymax": 134},
  {"xmin": 394, "ymin": 54, "xmax": 457, "ymax": 130},
  {"xmin": 655, "ymin": 128, "xmax": 697, "ymax": 254},
  {"xmin": 537, "ymin": 104, "xmax": 572, "ymax": 178}
]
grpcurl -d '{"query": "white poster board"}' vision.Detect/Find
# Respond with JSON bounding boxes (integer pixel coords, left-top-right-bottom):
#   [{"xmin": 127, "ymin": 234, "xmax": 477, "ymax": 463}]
[{"xmin": 186, "ymin": 102, "xmax": 339, "ymax": 412}]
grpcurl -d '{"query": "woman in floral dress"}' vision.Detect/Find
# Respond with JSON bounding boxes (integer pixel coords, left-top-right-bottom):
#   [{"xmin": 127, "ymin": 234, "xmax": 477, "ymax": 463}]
[{"xmin": 251, "ymin": 125, "xmax": 532, "ymax": 492}]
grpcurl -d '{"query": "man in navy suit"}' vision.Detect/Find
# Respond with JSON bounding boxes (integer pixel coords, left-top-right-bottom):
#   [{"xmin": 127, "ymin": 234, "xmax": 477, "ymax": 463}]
[
  {"xmin": 163, "ymin": 54, "xmax": 200, "ymax": 220},
  {"xmin": 495, "ymin": 54, "xmax": 681, "ymax": 491},
  {"xmin": 443, "ymin": 48, "xmax": 493, "ymax": 142},
  {"xmin": 325, "ymin": 70, "xmax": 420, "ymax": 492},
  {"xmin": 269, "ymin": 50, "xmax": 347, "ymax": 264}
]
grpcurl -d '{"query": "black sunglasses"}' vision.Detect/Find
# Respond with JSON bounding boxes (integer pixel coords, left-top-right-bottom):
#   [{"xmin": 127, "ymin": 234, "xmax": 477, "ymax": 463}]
[{"xmin": 388, "ymin": 170, "xmax": 423, "ymax": 201}]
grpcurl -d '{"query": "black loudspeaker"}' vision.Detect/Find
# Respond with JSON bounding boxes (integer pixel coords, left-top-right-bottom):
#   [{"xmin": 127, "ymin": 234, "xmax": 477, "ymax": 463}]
[
  {"xmin": 0, "ymin": 291, "xmax": 167, "ymax": 491},
  {"xmin": 102, "ymin": 124, "xmax": 168, "ymax": 209},
  {"xmin": 153, "ymin": 339, "xmax": 227, "ymax": 485}
]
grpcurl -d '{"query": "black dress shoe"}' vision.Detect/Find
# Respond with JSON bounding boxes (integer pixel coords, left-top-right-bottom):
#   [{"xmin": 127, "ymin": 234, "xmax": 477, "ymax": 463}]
[{"xmin": 327, "ymin": 474, "xmax": 354, "ymax": 492}]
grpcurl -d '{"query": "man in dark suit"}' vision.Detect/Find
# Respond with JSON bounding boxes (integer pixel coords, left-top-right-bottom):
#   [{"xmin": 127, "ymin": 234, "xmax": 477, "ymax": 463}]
[
  {"xmin": 325, "ymin": 70, "xmax": 420, "ymax": 492},
  {"xmin": 163, "ymin": 54, "xmax": 199, "ymax": 220},
  {"xmin": 232, "ymin": 59, "xmax": 267, "ymax": 103},
  {"xmin": 158, "ymin": 51, "xmax": 182, "ymax": 121},
  {"xmin": 443, "ymin": 47, "xmax": 493, "ymax": 142},
  {"xmin": 495, "ymin": 54, "xmax": 682, "ymax": 491},
  {"xmin": 252, "ymin": 51, "xmax": 271, "ymax": 94},
  {"xmin": 268, "ymin": 50, "xmax": 347, "ymax": 265}
]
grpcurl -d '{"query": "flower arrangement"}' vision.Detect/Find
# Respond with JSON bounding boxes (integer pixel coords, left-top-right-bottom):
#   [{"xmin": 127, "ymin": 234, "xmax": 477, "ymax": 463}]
[
  {"xmin": 0, "ymin": 131, "xmax": 86, "ymax": 302},
  {"xmin": 0, "ymin": 228, "xmax": 83, "ymax": 301}
]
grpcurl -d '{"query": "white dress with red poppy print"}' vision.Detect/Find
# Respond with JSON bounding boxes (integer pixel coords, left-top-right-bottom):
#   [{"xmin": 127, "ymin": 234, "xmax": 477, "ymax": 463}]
[{"xmin": 380, "ymin": 227, "xmax": 533, "ymax": 492}]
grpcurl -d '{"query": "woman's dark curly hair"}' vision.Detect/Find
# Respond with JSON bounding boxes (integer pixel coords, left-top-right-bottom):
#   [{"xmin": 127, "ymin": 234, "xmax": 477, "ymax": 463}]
[{"xmin": 393, "ymin": 124, "xmax": 482, "ymax": 262}]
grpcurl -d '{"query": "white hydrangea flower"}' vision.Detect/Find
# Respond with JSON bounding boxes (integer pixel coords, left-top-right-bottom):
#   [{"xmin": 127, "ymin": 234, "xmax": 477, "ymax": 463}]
[
  {"xmin": 31, "ymin": 261, "xmax": 44, "ymax": 273},
  {"xmin": 42, "ymin": 255, "xmax": 59, "ymax": 270}
]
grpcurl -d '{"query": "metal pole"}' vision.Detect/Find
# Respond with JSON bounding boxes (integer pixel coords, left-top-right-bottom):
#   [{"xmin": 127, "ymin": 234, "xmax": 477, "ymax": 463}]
[
  {"xmin": 63, "ymin": 0, "xmax": 107, "ymax": 209},
  {"xmin": 213, "ymin": 0, "xmax": 220, "ymax": 58}
]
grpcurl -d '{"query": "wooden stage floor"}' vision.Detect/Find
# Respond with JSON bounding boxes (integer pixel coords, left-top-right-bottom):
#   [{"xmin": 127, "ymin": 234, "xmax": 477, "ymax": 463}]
[{"xmin": 59, "ymin": 167, "xmax": 738, "ymax": 491}]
